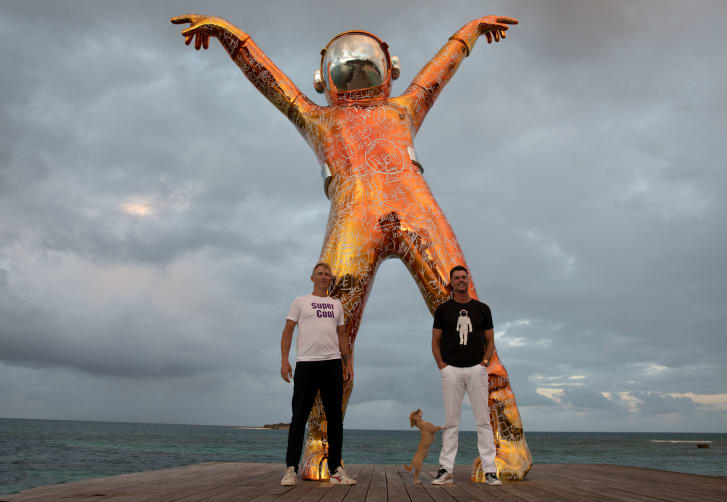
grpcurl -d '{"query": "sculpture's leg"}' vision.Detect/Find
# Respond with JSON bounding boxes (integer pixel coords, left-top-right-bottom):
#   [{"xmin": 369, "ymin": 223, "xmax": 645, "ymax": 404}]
[
  {"xmin": 299, "ymin": 212, "xmax": 383, "ymax": 480},
  {"xmin": 397, "ymin": 219, "xmax": 533, "ymax": 480}
]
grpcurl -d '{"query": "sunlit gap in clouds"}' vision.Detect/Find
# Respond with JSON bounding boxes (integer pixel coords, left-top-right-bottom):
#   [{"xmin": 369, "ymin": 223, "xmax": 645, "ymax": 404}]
[
  {"xmin": 120, "ymin": 188, "xmax": 195, "ymax": 217},
  {"xmin": 495, "ymin": 318, "xmax": 553, "ymax": 347},
  {"xmin": 532, "ymin": 374, "xmax": 586, "ymax": 403},
  {"xmin": 122, "ymin": 200, "xmax": 154, "ymax": 216}
]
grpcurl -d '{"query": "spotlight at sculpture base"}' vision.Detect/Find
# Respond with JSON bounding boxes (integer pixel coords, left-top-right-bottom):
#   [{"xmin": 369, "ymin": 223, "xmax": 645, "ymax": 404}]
[{"xmin": 471, "ymin": 438, "xmax": 533, "ymax": 482}]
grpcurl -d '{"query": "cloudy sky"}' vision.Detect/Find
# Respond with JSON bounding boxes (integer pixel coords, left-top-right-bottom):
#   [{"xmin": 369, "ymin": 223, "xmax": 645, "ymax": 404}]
[{"xmin": 1, "ymin": 0, "xmax": 726, "ymax": 433}]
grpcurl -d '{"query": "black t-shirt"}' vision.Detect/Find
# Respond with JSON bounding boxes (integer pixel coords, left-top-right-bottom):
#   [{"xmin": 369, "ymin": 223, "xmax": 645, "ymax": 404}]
[{"xmin": 433, "ymin": 299, "xmax": 493, "ymax": 367}]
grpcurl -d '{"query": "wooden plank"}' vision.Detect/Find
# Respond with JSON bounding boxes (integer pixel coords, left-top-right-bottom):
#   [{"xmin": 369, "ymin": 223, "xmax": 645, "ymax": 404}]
[
  {"xmin": 450, "ymin": 466, "xmax": 530, "ymax": 502},
  {"xmin": 319, "ymin": 464, "xmax": 365, "ymax": 502},
  {"xmin": 164, "ymin": 463, "xmax": 283, "ymax": 502},
  {"xmin": 365, "ymin": 463, "xmax": 388, "ymax": 502},
  {"xmin": 2, "ymin": 474, "xmax": 188, "ymax": 502},
  {"xmin": 485, "ymin": 468, "xmax": 608, "ymax": 502},
  {"xmin": 569, "ymin": 465, "xmax": 727, "ymax": 500},
  {"xmin": 152, "ymin": 463, "xmax": 282, "ymax": 502},
  {"xmin": 0, "ymin": 463, "xmax": 280, "ymax": 502},
  {"xmin": 442, "ymin": 482, "xmax": 496, "ymax": 502},
  {"xmin": 163, "ymin": 465, "xmax": 278, "ymax": 502},
  {"xmin": 393, "ymin": 464, "xmax": 433, "ymax": 502},
  {"xmin": 384, "ymin": 465, "xmax": 410, "ymax": 502},
  {"xmin": 212, "ymin": 469, "xmax": 295, "ymax": 502},
  {"xmin": 550, "ymin": 465, "xmax": 727, "ymax": 502},
  {"xmin": 395, "ymin": 464, "xmax": 433, "ymax": 502},
  {"xmin": 252, "ymin": 470, "xmax": 327, "ymax": 502},
  {"xmin": 287, "ymin": 483, "xmax": 331, "ymax": 502},
  {"xmin": 521, "ymin": 468, "xmax": 662, "ymax": 502},
  {"xmin": 526, "ymin": 466, "xmax": 666, "ymax": 502},
  {"xmin": 511, "ymin": 483, "xmax": 625, "ymax": 502},
  {"xmin": 578, "ymin": 463, "xmax": 727, "ymax": 494},
  {"xmin": 205, "ymin": 485, "xmax": 284, "ymax": 502},
  {"xmin": 454, "ymin": 480, "xmax": 530, "ymax": 502},
  {"xmin": 556, "ymin": 466, "xmax": 684, "ymax": 501},
  {"xmin": 457, "ymin": 464, "xmax": 651, "ymax": 502},
  {"xmin": 342, "ymin": 464, "xmax": 374, "ymax": 502},
  {"xmin": 527, "ymin": 466, "xmax": 662, "ymax": 502},
  {"xmin": 170, "ymin": 465, "xmax": 288, "ymax": 502},
  {"xmin": 170, "ymin": 484, "xmax": 246, "ymax": 502}
]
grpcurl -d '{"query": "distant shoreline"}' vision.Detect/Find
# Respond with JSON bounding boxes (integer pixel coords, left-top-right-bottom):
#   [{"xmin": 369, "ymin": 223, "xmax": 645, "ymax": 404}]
[{"xmin": 237, "ymin": 423, "xmax": 290, "ymax": 430}]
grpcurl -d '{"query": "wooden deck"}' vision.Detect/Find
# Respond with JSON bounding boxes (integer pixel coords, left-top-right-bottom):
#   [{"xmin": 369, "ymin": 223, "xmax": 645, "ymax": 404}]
[{"xmin": 2, "ymin": 463, "xmax": 726, "ymax": 502}]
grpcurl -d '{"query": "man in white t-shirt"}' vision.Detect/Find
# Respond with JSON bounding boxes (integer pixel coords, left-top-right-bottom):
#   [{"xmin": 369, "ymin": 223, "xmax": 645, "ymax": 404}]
[{"xmin": 279, "ymin": 262, "xmax": 356, "ymax": 486}]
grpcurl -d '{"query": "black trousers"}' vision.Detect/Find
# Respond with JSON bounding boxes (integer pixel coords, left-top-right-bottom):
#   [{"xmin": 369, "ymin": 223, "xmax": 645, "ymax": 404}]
[{"xmin": 285, "ymin": 359, "xmax": 344, "ymax": 473}]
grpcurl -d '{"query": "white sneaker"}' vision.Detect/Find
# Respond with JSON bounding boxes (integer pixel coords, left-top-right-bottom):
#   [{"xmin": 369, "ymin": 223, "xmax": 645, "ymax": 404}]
[
  {"xmin": 281, "ymin": 466, "xmax": 297, "ymax": 486},
  {"xmin": 329, "ymin": 466, "xmax": 357, "ymax": 485},
  {"xmin": 431, "ymin": 466, "xmax": 454, "ymax": 485},
  {"xmin": 485, "ymin": 472, "xmax": 503, "ymax": 486}
]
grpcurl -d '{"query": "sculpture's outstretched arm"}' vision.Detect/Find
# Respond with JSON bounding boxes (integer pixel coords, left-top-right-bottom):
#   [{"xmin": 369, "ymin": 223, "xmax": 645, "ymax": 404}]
[
  {"xmin": 171, "ymin": 15, "xmax": 318, "ymax": 126},
  {"xmin": 395, "ymin": 16, "xmax": 518, "ymax": 133}
]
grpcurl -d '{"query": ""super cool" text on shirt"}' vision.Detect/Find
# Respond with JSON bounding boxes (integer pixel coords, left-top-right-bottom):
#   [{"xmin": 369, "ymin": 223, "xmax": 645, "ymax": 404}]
[{"xmin": 311, "ymin": 302, "xmax": 335, "ymax": 318}]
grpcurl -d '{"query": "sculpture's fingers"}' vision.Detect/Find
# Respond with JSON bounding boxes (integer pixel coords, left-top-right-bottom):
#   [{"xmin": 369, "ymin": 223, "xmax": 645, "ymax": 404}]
[
  {"xmin": 493, "ymin": 30, "xmax": 501, "ymax": 42},
  {"xmin": 500, "ymin": 29, "xmax": 507, "ymax": 40},
  {"xmin": 170, "ymin": 15, "xmax": 192, "ymax": 25},
  {"xmin": 479, "ymin": 22, "xmax": 509, "ymax": 38},
  {"xmin": 181, "ymin": 25, "xmax": 202, "ymax": 37},
  {"xmin": 184, "ymin": 35, "xmax": 193, "ymax": 46},
  {"xmin": 485, "ymin": 31, "xmax": 493, "ymax": 44},
  {"xmin": 171, "ymin": 14, "xmax": 205, "ymax": 25},
  {"xmin": 194, "ymin": 33, "xmax": 202, "ymax": 50},
  {"xmin": 496, "ymin": 16, "xmax": 519, "ymax": 25},
  {"xmin": 202, "ymin": 33, "xmax": 209, "ymax": 50}
]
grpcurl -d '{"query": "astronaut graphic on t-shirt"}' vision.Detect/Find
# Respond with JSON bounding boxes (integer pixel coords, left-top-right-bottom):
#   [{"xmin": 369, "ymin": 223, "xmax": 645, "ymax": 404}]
[{"xmin": 456, "ymin": 309, "xmax": 472, "ymax": 345}]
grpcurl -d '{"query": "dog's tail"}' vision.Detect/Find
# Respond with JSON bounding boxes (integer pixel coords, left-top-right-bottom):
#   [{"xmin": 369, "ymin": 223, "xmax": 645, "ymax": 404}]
[{"xmin": 403, "ymin": 464, "xmax": 412, "ymax": 471}]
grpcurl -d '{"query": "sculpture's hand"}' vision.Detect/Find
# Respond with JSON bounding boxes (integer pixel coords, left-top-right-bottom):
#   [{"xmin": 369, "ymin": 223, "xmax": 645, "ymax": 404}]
[
  {"xmin": 171, "ymin": 14, "xmax": 229, "ymax": 50},
  {"xmin": 476, "ymin": 15, "xmax": 519, "ymax": 44},
  {"xmin": 401, "ymin": 13, "xmax": 519, "ymax": 132},
  {"xmin": 171, "ymin": 14, "xmax": 313, "ymax": 121}
]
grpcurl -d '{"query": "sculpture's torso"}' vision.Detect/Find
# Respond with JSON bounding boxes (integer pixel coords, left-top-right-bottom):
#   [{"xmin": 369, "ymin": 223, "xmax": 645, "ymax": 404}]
[
  {"xmin": 305, "ymin": 99, "xmax": 419, "ymax": 195},
  {"xmin": 301, "ymin": 99, "xmax": 455, "ymax": 256}
]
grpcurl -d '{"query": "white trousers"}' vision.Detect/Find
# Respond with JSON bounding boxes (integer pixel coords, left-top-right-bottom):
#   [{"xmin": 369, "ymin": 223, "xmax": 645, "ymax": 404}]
[{"xmin": 438, "ymin": 364, "xmax": 496, "ymax": 473}]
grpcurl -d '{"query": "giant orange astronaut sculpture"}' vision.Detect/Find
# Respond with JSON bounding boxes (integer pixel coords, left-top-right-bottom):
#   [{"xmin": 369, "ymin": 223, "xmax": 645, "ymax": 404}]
[{"xmin": 172, "ymin": 13, "xmax": 532, "ymax": 481}]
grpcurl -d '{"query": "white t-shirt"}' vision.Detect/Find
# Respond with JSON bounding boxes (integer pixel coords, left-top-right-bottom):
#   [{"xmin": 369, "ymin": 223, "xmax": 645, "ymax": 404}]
[{"xmin": 287, "ymin": 294, "xmax": 345, "ymax": 362}]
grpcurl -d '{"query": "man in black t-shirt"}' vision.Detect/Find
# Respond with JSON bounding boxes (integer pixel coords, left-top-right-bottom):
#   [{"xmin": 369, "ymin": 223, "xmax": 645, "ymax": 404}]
[{"xmin": 430, "ymin": 265, "xmax": 502, "ymax": 486}]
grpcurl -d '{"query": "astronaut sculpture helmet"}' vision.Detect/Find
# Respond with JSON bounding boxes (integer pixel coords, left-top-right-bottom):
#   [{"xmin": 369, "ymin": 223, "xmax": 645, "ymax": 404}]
[{"xmin": 314, "ymin": 30, "xmax": 400, "ymax": 104}]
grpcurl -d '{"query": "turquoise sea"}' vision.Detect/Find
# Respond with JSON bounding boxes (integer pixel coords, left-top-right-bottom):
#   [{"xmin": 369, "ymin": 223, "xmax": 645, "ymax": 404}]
[{"xmin": 1, "ymin": 418, "xmax": 724, "ymax": 495}]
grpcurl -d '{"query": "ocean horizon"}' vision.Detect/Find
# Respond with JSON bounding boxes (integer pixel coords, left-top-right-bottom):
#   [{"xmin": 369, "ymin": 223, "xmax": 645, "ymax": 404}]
[
  {"xmin": 1, "ymin": 417, "xmax": 725, "ymax": 495},
  {"xmin": 6, "ymin": 415, "xmax": 726, "ymax": 433}
]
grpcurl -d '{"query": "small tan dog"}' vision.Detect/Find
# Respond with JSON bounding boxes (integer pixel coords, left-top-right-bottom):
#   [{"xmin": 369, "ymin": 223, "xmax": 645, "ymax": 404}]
[{"xmin": 404, "ymin": 409, "xmax": 442, "ymax": 483}]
